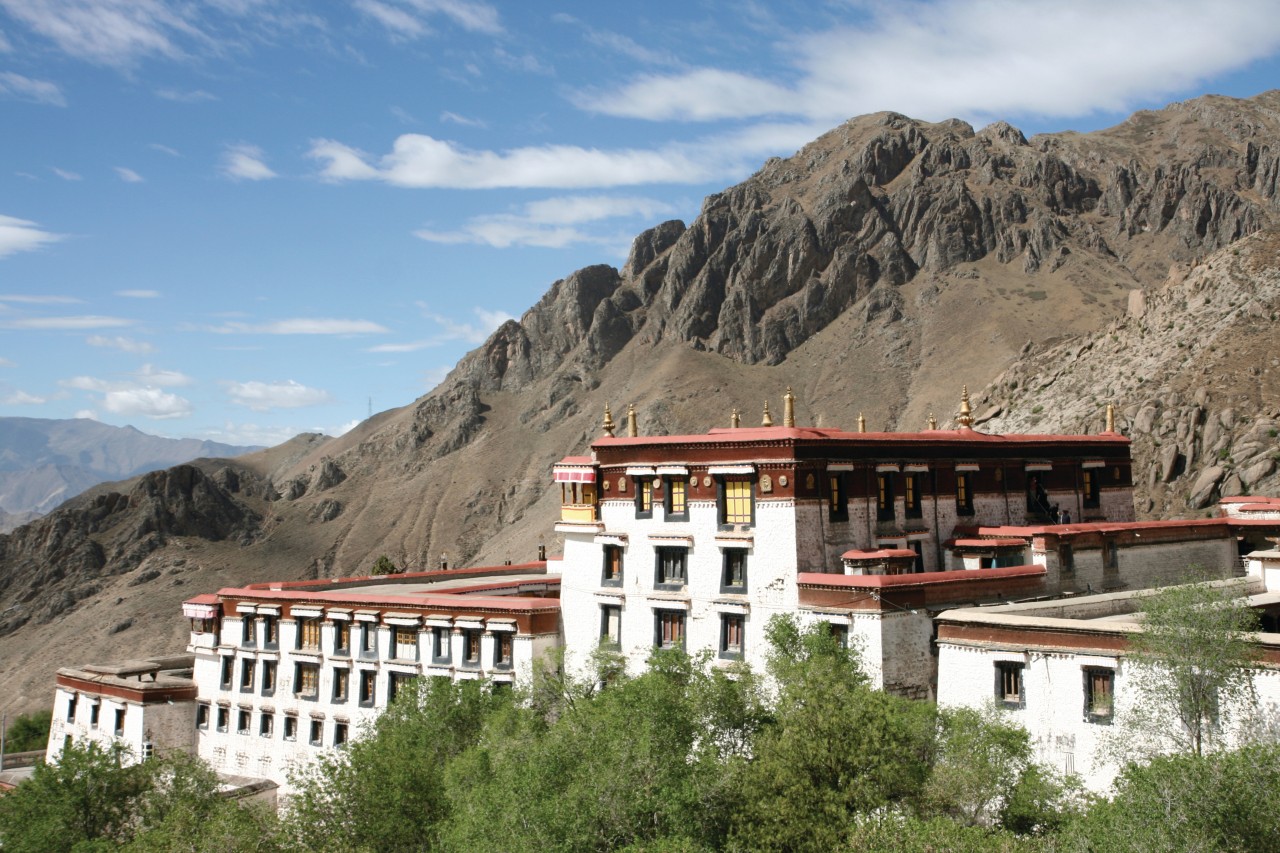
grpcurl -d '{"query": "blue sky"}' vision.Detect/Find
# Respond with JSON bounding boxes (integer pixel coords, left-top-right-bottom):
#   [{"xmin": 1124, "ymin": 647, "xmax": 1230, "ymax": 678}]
[{"xmin": 2, "ymin": 0, "xmax": 1280, "ymax": 446}]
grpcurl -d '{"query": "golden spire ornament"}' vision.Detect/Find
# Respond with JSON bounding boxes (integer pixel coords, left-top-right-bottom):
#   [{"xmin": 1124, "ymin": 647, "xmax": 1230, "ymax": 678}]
[
  {"xmin": 761, "ymin": 401, "xmax": 774, "ymax": 427},
  {"xmin": 1105, "ymin": 403, "xmax": 1116, "ymax": 433},
  {"xmin": 731, "ymin": 407, "xmax": 740, "ymax": 429},
  {"xmin": 783, "ymin": 387, "xmax": 796, "ymax": 427},
  {"xmin": 956, "ymin": 385, "xmax": 974, "ymax": 429},
  {"xmin": 928, "ymin": 413, "xmax": 938, "ymax": 430},
  {"xmin": 857, "ymin": 413, "xmax": 866, "ymax": 433},
  {"xmin": 602, "ymin": 403, "xmax": 616, "ymax": 437},
  {"xmin": 626, "ymin": 403, "xmax": 638, "ymax": 437}
]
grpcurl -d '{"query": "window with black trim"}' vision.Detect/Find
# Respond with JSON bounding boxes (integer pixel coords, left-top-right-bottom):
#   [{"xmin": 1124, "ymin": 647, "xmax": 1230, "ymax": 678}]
[
  {"xmin": 113, "ymin": 707, "xmax": 126, "ymax": 737},
  {"xmin": 602, "ymin": 544, "xmax": 623, "ymax": 586},
  {"xmin": 297, "ymin": 617, "xmax": 321, "ymax": 651},
  {"xmin": 334, "ymin": 722, "xmax": 348, "ymax": 746},
  {"xmin": 665, "ymin": 477, "xmax": 688, "ymax": 519},
  {"xmin": 262, "ymin": 616, "xmax": 278, "ymax": 649},
  {"xmin": 89, "ymin": 702, "xmax": 100, "ymax": 729},
  {"xmin": 237, "ymin": 709, "xmax": 250, "ymax": 735},
  {"xmin": 196, "ymin": 703, "xmax": 210, "ymax": 730},
  {"xmin": 826, "ymin": 623, "xmax": 849, "ymax": 648},
  {"xmin": 295, "ymin": 663, "xmax": 319, "ymax": 700},
  {"xmin": 493, "ymin": 633, "xmax": 514, "ymax": 669},
  {"xmin": 904, "ymin": 473, "xmax": 922, "ymax": 519},
  {"xmin": 360, "ymin": 623, "xmax": 378, "ymax": 658},
  {"xmin": 241, "ymin": 616, "xmax": 255, "ymax": 647},
  {"xmin": 956, "ymin": 472, "xmax": 974, "ymax": 516},
  {"xmin": 216, "ymin": 706, "xmax": 229, "ymax": 733},
  {"xmin": 358, "ymin": 670, "xmax": 376, "ymax": 706},
  {"xmin": 461, "ymin": 630, "xmax": 482, "ymax": 667},
  {"xmin": 432, "ymin": 627, "xmax": 451, "ymax": 663},
  {"xmin": 877, "ymin": 473, "xmax": 895, "ymax": 521},
  {"xmin": 66, "ymin": 693, "xmax": 77, "ymax": 722},
  {"xmin": 333, "ymin": 621, "xmax": 351, "ymax": 656},
  {"xmin": 1083, "ymin": 469, "xmax": 1100, "ymax": 508},
  {"xmin": 600, "ymin": 605, "xmax": 621, "ymax": 648},
  {"xmin": 239, "ymin": 659, "xmax": 255, "ymax": 692},
  {"xmin": 721, "ymin": 550, "xmax": 747, "ymax": 593},
  {"xmin": 996, "ymin": 662, "xmax": 1024, "ymax": 707},
  {"xmin": 261, "ymin": 660, "xmax": 276, "ymax": 696},
  {"xmin": 828, "ymin": 474, "xmax": 848, "ymax": 522},
  {"xmin": 332, "ymin": 668, "xmax": 349, "ymax": 703},
  {"xmin": 720, "ymin": 614, "xmax": 744, "ymax": 659},
  {"xmin": 219, "ymin": 656, "xmax": 234, "ymax": 690},
  {"xmin": 1084, "ymin": 667, "xmax": 1114, "ymax": 723},
  {"xmin": 655, "ymin": 610, "xmax": 685, "ymax": 650},
  {"xmin": 655, "ymin": 547, "xmax": 687, "ymax": 588},
  {"xmin": 718, "ymin": 478, "xmax": 754, "ymax": 526},
  {"xmin": 259, "ymin": 712, "xmax": 274, "ymax": 738},
  {"xmin": 389, "ymin": 671, "xmax": 416, "ymax": 703},
  {"xmin": 283, "ymin": 714, "xmax": 297, "ymax": 741},
  {"xmin": 308, "ymin": 719, "xmax": 323, "ymax": 746},
  {"xmin": 392, "ymin": 625, "xmax": 418, "ymax": 660},
  {"xmin": 635, "ymin": 479, "xmax": 653, "ymax": 518}
]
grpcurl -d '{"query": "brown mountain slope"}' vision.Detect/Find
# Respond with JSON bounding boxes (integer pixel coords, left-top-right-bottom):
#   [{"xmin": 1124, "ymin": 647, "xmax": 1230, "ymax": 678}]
[{"xmin": 3, "ymin": 92, "xmax": 1280, "ymax": 717}]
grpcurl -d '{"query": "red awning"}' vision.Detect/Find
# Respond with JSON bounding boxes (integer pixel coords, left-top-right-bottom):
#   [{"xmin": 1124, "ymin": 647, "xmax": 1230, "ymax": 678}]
[{"xmin": 554, "ymin": 468, "xmax": 596, "ymax": 483}]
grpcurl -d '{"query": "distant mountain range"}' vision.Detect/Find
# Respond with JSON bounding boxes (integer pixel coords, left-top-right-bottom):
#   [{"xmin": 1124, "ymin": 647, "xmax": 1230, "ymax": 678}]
[{"xmin": 0, "ymin": 418, "xmax": 260, "ymax": 532}]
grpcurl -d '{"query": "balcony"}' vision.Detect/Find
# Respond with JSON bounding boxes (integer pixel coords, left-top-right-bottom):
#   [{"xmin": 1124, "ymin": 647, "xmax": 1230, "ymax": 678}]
[{"xmin": 560, "ymin": 504, "xmax": 598, "ymax": 524}]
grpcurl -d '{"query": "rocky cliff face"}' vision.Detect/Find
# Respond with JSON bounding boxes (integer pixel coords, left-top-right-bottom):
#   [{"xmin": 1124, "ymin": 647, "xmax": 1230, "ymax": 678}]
[{"xmin": 3, "ymin": 92, "xmax": 1280, "ymax": 716}]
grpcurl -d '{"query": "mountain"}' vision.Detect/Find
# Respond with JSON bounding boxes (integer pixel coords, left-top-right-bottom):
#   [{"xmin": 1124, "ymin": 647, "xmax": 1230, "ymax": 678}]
[
  {"xmin": 0, "ymin": 418, "xmax": 262, "ymax": 531},
  {"xmin": 3, "ymin": 91, "xmax": 1280, "ymax": 717}
]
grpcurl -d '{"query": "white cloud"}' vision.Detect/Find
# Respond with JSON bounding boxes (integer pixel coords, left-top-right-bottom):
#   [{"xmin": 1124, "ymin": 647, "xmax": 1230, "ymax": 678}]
[
  {"xmin": 115, "ymin": 288, "xmax": 160, "ymax": 298},
  {"xmin": 115, "ymin": 166, "xmax": 144, "ymax": 182},
  {"xmin": 74, "ymin": 408, "xmax": 97, "ymax": 419},
  {"xmin": 0, "ymin": 213, "xmax": 63, "ymax": 257},
  {"xmin": 87, "ymin": 334, "xmax": 155, "ymax": 353},
  {"xmin": 4, "ymin": 315, "xmax": 132, "ymax": 329},
  {"xmin": 0, "ymin": 0, "xmax": 205, "ymax": 67},
  {"xmin": 149, "ymin": 143, "xmax": 180, "ymax": 156},
  {"xmin": 155, "ymin": 87, "xmax": 216, "ymax": 102},
  {"xmin": 0, "ymin": 28, "xmax": 10, "ymax": 51},
  {"xmin": 0, "ymin": 293, "xmax": 80, "ymax": 304},
  {"xmin": 440, "ymin": 110, "xmax": 485, "ymax": 128},
  {"xmin": 367, "ymin": 305, "xmax": 513, "ymax": 352},
  {"xmin": 0, "ymin": 357, "xmax": 13, "ymax": 367},
  {"xmin": 356, "ymin": 0, "xmax": 426, "ymax": 39},
  {"xmin": 102, "ymin": 387, "xmax": 191, "ymax": 419},
  {"xmin": 62, "ymin": 375, "xmax": 112, "ymax": 392},
  {"xmin": 3, "ymin": 389, "xmax": 46, "ymax": 404},
  {"xmin": 51, "ymin": 167, "xmax": 81, "ymax": 181},
  {"xmin": 415, "ymin": 194, "xmax": 678, "ymax": 248},
  {"xmin": 573, "ymin": 0, "xmax": 1280, "ymax": 126},
  {"xmin": 0, "ymin": 71, "xmax": 67, "ymax": 106},
  {"xmin": 225, "ymin": 379, "xmax": 333, "ymax": 411},
  {"xmin": 221, "ymin": 143, "xmax": 276, "ymax": 181},
  {"xmin": 357, "ymin": 0, "xmax": 502, "ymax": 39},
  {"xmin": 210, "ymin": 317, "xmax": 390, "ymax": 335},
  {"xmin": 135, "ymin": 363, "xmax": 192, "ymax": 386}
]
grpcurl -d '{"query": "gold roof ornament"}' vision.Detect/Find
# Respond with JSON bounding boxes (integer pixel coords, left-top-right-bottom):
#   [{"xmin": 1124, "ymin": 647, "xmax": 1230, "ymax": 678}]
[
  {"xmin": 731, "ymin": 407, "xmax": 740, "ymax": 429},
  {"xmin": 602, "ymin": 403, "xmax": 616, "ymax": 437},
  {"xmin": 857, "ymin": 413, "xmax": 866, "ymax": 433},
  {"xmin": 626, "ymin": 403, "xmax": 638, "ymax": 437},
  {"xmin": 783, "ymin": 387, "xmax": 796, "ymax": 428},
  {"xmin": 1105, "ymin": 403, "xmax": 1116, "ymax": 433},
  {"xmin": 761, "ymin": 401, "xmax": 774, "ymax": 427},
  {"xmin": 956, "ymin": 385, "xmax": 974, "ymax": 429},
  {"xmin": 928, "ymin": 413, "xmax": 938, "ymax": 430}
]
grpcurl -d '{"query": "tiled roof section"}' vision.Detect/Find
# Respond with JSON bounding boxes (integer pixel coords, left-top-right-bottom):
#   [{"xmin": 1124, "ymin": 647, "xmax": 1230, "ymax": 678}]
[
  {"xmin": 595, "ymin": 426, "xmax": 1130, "ymax": 447},
  {"xmin": 238, "ymin": 561, "xmax": 548, "ymax": 592}
]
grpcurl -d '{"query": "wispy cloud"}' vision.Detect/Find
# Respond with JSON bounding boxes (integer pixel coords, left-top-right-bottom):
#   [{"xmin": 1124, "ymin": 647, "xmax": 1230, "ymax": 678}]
[
  {"xmin": 155, "ymin": 87, "xmax": 216, "ymax": 102},
  {"xmin": 224, "ymin": 378, "xmax": 333, "ymax": 411},
  {"xmin": 415, "ymin": 194, "xmax": 679, "ymax": 248},
  {"xmin": 115, "ymin": 166, "xmax": 144, "ymax": 182},
  {"xmin": 149, "ymin": 143, "xmax": 180, "ymax": 156},
  {"xmin": 87, "ymin": 334, "xmax": 155, "ymax": 353},
  {"xmin": 115, "ymin": 288, "xmax": 160, "ymax": 298},
  {"xmin": 2, "ymin": 389, "xmax": 46, "ymax": 405},
  {"xmin": 0, "ymin": 293, "xmax": 80, "ymax": 304},
  {"xmin": 210, "ymin": 317, "xmax": 390, "ymax": 335},
  {"xmin": 221, "ymin": 143, "xmax": 276, "ymax": 181},
  {"xmin": 0, "ymin": 71, "xmax": 66, "ymax": 106},
  {"xmin": 51, "ymin": 167, "xmax": 81, "ymax": 181},
  {"xmin": 0, "ymin": 357, "xmax": 14, "ymax": 367},
  {"xmin": 367, "ymin": 305, "xmax": 513, "ymax": 352},
  {"xmin": 103, "ymin": 387, "xmax": 192, "ymax": 419},
  {"xmin": 0, "ymin": 0, "xmax": 208, "ymax": 68},
  {"xmin": 440, "ymin": 110, "xmax": 485, "ymax": 128},
  {"xmin": 357, "ymin": 0, "xmax": 502, "ymax": 39},
  {"xmin": 64, "ymin": 363, "xmax": 191, "ymax": 389},
  {"xmin": 135, "ymin": 363, "xmax": 192, "ymax": 386},
  {"xmin": 0, "ymin": 215, "xmax": 64, "ymax": 258},
  {"xmin": 4, "ymin": 315, "xmax": 133, "ymax": 329}
]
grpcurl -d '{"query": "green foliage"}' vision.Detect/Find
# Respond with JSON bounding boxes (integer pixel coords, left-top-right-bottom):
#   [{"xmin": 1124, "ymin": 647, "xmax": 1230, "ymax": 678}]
[
  {"xmin": 371, "ymin": 553, "xmax": 397, "ymax": 575},
  {"xmin": 3, "ymin": 709, "xmax": 52, "ymax": 752},
  {"xmin": 850, "ymin": 815, "xmax": 1053, "ymax": 851}
]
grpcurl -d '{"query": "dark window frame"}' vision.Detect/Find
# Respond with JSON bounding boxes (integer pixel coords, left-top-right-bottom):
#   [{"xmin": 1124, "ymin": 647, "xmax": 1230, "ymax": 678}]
[
  {"xmin": 996, "ymin": 661, "xmax": 1025, "ymax": 708},
  {"xmin": 239, "ymin": 659, "xmax": 255, "ymax": 693},
  {"xmin": 259, "ymin": 712, "xmax": 274, "ymax": 738},
  {"xmin": 1083, "ymin": 667, "xmax": 1114, "ymax": 724},
  {"xmin": 358, "ymin": 670, "xmax": 377, "ymax": 707},
  {"xmin": 1083, "ymin": 468, "xmax": 1101, "ymax": 509},
  {"xmin": 334, "ymin": 722, "xmax": 349, "ymax": 746},
  {"xmin": 262, "ymin": 616, "xmax": 279, "ymax": 649},
  {"xmin": 260, "ymin": 660, "xmax": 276, "ymax": 697},
  {"xmin": 717, "ymin": 477, "xmax": 755, "ymax": 528},
  {"xmin": 635, "ymin": 478, "xmax": 654, "ymax": 519},
  {"xmin": 216, "ymin": 706, "xmax": 229, "ymax": 733},
  {"xmin": 219, "ymin": 656, "xmax": 234, "ymax": 690},
  {"xmin": 241, "ymin": 616, "xmax": 256, "ymax": 647},
  {"xmin": 282, "ymin": 714, "xmax": 297, "ymax": 742},
  {"xmin": 664, "ymin": 477, "xmax": 689, "ymax": 520},
  {"xmin": 391, "ymin": 625, "xmax": 419, "ymax": 661},
  {"xmin": 461, "ymin": 629, "xmax": 482, "ymax": 668},
  {"xmin": 493, "ymin": 633, "xmax": 514, "ymax": 670},
  {"xmin": 955, "ymin": 471, "xmax": 974, "ymax": 516},
  {"xmin": 294, "ymin": 663, "xmax": 320, "ymax": 700},
  {"xmin": 600, "ymin": 604, "xmax": 622, "ymax": 648},
  {"xmin": 308, "ymin": 719, "xmax": 323, "ymax": 746},
  {"xmin": 720, "ymin": 549, "xmax": 747, "ymax": 593},
  {"xmin": 332, "ymin": 668, "xmax": 349, "ymax": 703},
  {"xmin": 113, "ymin": 707, "xmax": 126, "ymax": 737},
  {"xmin": 236, "ymin": 709, "xmax": 251, "ymax": 736},
  {"xmin": 196, "ymin": 703, "xmax": 210, "ymax": 730},
  {"xmin": 296, "ymin": 617, "xmax": 322, "ymax": 651},
  {"xmin": 654, "ymin": 609, "xmax": 686, "ymax": 650},
  {"xmin": 431, "ymin": 627, "xmax": 451, "ymax": 664},
  {"xmin": 602, "ymin": 544, "xmax": 623, "ymax": 587},
  {"xmin": 877, "ymin": 472, "xmax": 895, "ymax": 521},
  {"xmin": 828, "ymin": 473, "xmax": 848, "ymax": 522},
  {"xmin": 719, "ymin": 613, "xmax": 745, "ymax": 660},
  {"xmin": 333, "ymin": 621, "xmax": 351, "ymax": 656},
  {"xmin": 904, "ymin": 472, "xmax": 923, "ymax": 519},
  {"xmin": 654, "ymin": 546, "xmax": 688, "ymax": 589}
]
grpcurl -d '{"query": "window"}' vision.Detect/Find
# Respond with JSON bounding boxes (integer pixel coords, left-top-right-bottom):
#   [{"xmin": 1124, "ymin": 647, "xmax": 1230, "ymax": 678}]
[
  {"xmin": 241, "ymin": 616, "xmax": 255, "ymax": 646},
  {"xmin": 996, "ymin": 662, "xmax": 1024, "ymax": 707},
  {"xmin": 1083, "ymin": 469, "xmax": 1100, "ymax": 508},
  {"xmin": 1059, "ymin": 543, "xmax": 1075, "ymax": 575},
  {"xmin": 904, "ymin": 473, "xmax": 922, "ymax": 519},
  {"xmin": 1084, "ymin": 668, "xmax": 1114, "ymax": 723},
  {"xmin": 283, "ymin": 714, "xmax": 297, "ymax": 742},
  {"xmin": 877, "ymin": 473, "xmax": 895, "ymax": 521},
  {"xmin": 216, "ymin": 707, "xmax": 229, "ymax": 733},
  {"xmin": 826, "ymin": 623, "xmax": 849, "ymax": 649},
  {"xmin": 114, "ymin": 708, "xmax": 126, "ymax": 737},
  {"xmin": 392, "ymin": 626, "xmax": 418, "ymax": 660},
  {"xmin": 333, "ymin": 669, "xmax": 349, "ymax": 703},
  {"xmin": 237, "ymin": 710, "xmax": 251, "ymax": 735},
  {"xmin": 240, "ymin": 659, "xmax": 255, "ymax": 692},
  {"xmin": 219, "ymin": 656, "xmax": 234, "ymax": 690},
  {"xmin": 309, "ymin": 719, "xmax": 323, "ymax": 746},
  {"xmin": 359, "ymin": 671, "xmax": 376, "ymax": 706},
  {"xmin": 196, "ymin": 703, "xmax": 210, "ymax": 730},
  {"xmin": 636, "ymin": 478, "xmax": 653, "ymax": 517},
  {"xmin": 89, "ymin": 702, "xmax": 100, "ymax": 728},
  {"xmin": 655, "ymin": 610, "xmax": 685, "ymax": 650},
  {"xmin": 262, "ymin": 616, "xmax": 278, "ymax": 648},
  {"xmin": 432, "ymin": 627, "xmax": 451, "ymax": 663},
  {"xmin": 720, "ymin": 614, "xmax": 745, "ymax": 659},
  {"xmin": 360, "ymin": 623, "xmax": 377, "ymax": 657},
  {"xmin": 334, "ymin": 722, "xmax": 349, "ymax": 746},
  {"xmin": 261, "ymin": 661, "xmax": 276, "ymax": 696},
  {"xmin": 295, "ymin": 664, "xmax": 319, "ymax": 699},
  {"xmin": 828, "ymin": 474, "xmax": 848, "ymax": 521},
  {"xmin": 297, "ymin": 618, "xmax": 321, "ymax": 651},
  {"xmin": 665, "ymin": 478, "xmax": 687, "ymax": 519},
  {"xmin": 494, "ymin": 633, "xmax": 514, "ymax": 669},
  {"xmin": 655, "ymin": 547, "xmax": 687, "ymax": 588},
  {"xmin": 909, "ymin": 540, "xmax": 925, "ymax": 573},
  {"xmin": 719, "ymin": 478, "xmax": 753, "ymax": 525},
  {"xmin": 602, "ymin": 544, "xmax": 623, "ymax": 586},
  {"xmin": 956, "ymin": 472, "xmax": 974, "ymax": 515},
  {"xmin": 334, "ymin": 621, "xmax": 351, "ymax": 655},
  {"xmin": 259, "ymin": 712, "xmax": 274, "ymax": 738},
  {"xmin": 66, "ymin": 694, "xmax": 77, "ymax": 723},
  {"xmin": 462, "ymin": 630, "xmax": 482, "ymax": 667},
  {"xmin": 600, "ymin": 605, "xmax": 621, "ymax": 648},
  {"xmin": 721, "ymin": 550, "xmax": 747, "ymax": 593},
  {"xmin": 389, "ymin": 672, "xmax": 416, "ymax": 703}
]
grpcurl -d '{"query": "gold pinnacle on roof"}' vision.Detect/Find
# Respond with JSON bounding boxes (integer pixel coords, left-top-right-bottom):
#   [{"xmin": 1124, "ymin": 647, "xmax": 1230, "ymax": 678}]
[
  {"xmin": 928, "ymin": 413, "xmax": 938, "ymax": 430},
  {"xmin": 626, "ymin": 403, "xmax": 638, "ymax": 437},
  {"xmin": 956, "ymin": 385, "xmax": 974, "ymax": 428},
  {"xmin": 602, "ymin": 403, "xmax": 616, "ymax": 437},
  {"xmin": 1105, "ymin": 403, "xmax": 1116, "ymax": 433},
  {"xmin": 857, "ymin": 413, "xmax": 866, "ymax": 433},
  {"xmin": 761, "ymin": 401, "xmax": 774, "ymax": 427},
  {"xmin": 783, "ymin": 387, "xmax": 796, "ymax": 427},
  {"xmin": 731, "ymin": 407, "xmax": 740, "ymax": 429}
]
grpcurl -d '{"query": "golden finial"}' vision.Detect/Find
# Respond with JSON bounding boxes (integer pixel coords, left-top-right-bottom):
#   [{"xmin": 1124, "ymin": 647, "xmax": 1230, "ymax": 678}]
[
  {"xmin": 956, "ymin": 385, "xmax": 974, "ymax": 429},
  {"xmin": 783, "ymin": 387, "xmax": 796, "ymax": 427},
  {"xmin": 731, "ymin": 407, "xmax": 740, "ymax": 429},
  {"xmin": 602, "ymin": 403, "xmax": 615, "ymax": 437},
  {"xmin": 857, "ymin": 413, "xmax": 866, "ymax": 433},
  {"xmin": 761, "ymin": 401, "xmax": 774, "ymax": 427},
  {"xmin": 1105, "ymin": 403, "xmax": 1116, "ymax": 433},
  {"xmin": 928, "ymin": 413, "xmax": 938, "ymax": 430},
  {"xmin": 626, "ymin": 403, "xmax": 638, "ymax": 437}
]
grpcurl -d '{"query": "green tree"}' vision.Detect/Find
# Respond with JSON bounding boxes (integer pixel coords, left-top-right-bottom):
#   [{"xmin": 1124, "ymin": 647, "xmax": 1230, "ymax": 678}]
[
  {"xmin": 1119, "ymin": 578, "xmax": 1261, "ymax": 758},
  {"xmin": 3, "ymin": 709, "xmax": 52, "ymax": 752},
  {"xmin": 371, "ymin": 553, "xmax": 397, "ymax": 575}
]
